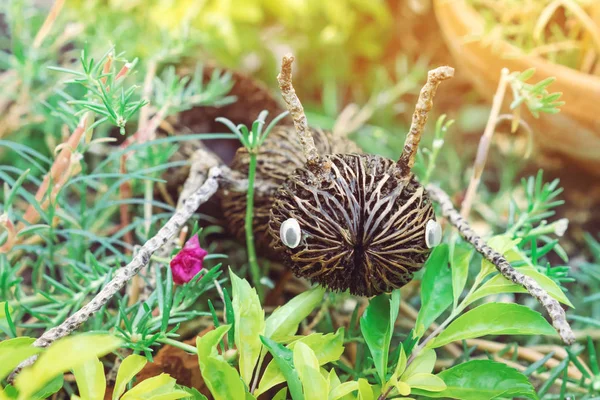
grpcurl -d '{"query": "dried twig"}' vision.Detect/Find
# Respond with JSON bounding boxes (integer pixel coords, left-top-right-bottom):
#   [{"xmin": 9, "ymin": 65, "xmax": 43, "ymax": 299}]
[
  {"xmin": 426, "ymin": 183, "xmax": 576, "ymax": 345},
  {"xmin": 9, "ymin": 167, "xmax": 222, "ymax": 379},
  {"xmin": 460, "ymin": 68, "xmax": 510, "ymax": 219},
  {"xmin": 398, "ymin": 66, "xmax": 454, "ymax": 177},
  {"xmin": 32, "ymin": 0, "xmax": 66, "ymax": 49},
  {"xmin": 277, "ymin": 55, "xmax": 319, "ymax": 165},
  {"xmin": 138, "ymin": 146, "xmax": 227, "ymax": 300}
]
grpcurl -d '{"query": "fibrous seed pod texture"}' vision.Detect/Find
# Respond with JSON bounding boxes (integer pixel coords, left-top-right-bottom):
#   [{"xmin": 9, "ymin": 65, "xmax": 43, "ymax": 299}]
[
  {"xmin": 269, "ymin": 154, "xmax": 435, "ymax": 296},
  {"xmin": 169, "ymin": 57, "xmax": 574, "ymax": 343},
  {"xmin": 224, "ymin": 56, "xmax": 453, "ymax": 297},
  {"xmin": 222, "ymin": 125, "xmax": 360, "ymax": 252}
]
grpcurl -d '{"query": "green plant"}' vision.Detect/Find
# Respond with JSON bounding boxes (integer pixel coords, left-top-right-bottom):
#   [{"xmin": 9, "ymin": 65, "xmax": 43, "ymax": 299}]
[
  {"xmin": 1, "ymin": 334, "xmax": 122, "ymax": 399},
  {"xmin": 2, "ymin": 1, "xmax": 599, "ymax": 398},
  {"xmin": 72, "ymin": 353, "xmax": 191, "ymax": 400},
  {"xmin": 216, "ymin": 110, "xmax": 289, "ymax": 300},
  {"xmin": 183, "ymin": 225, "xmax": 585, "ymax": 399},
  {"xmin": 0, "ymin": 333, "xmax": 198, "ymax": 399},
  {"xmin": 507, "ymin": 69, "xmax": 565, "ymax": 118},
  {"xmin": 0, "ymin": 43, "xmax": 234, "ymax": 337}
]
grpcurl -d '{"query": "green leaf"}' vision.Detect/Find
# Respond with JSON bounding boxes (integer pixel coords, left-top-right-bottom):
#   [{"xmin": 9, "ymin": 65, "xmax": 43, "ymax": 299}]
[
  {"xmin": 294, "ymin": 342, "xmax": 329, "ymax": 400},
  {"xmin": 113, "ymin": 354, "xmax": 148, "ymax": 400},
  {"xmin": 260, "ymin": 336, "xmax": 304, "ymax": 400},
  {"xmin": 31, "ymin": 374, "xmax": 64, "ymax": 400},
  {"xmin": 15, "ymin": 334, "xmax": 123, "ymax": 400},
  {"xmin": 196, "ymin": 325, "xmax": 246, "ymax": 400},
  {"xmin": 0, "ymin": 302, "xmax": 9, "ymax": 319},
  {"xmin": 412, "ymin": 360, "xmax": 537, "ymax": 399},
  {"xmin": 73, "ymin": 358, "xmax": 106, "ymax": 400},
  {"xmin": 265, "ymin": 286, "xmax": 326, "ymax": 342},
  {"xmin": 179, "ymin": 386, "xmax": 208, "ymax": 400},
  {"xmin": 3, "ymin": 303, "xmax": 16, "ymax": 337},
  {"xmin": 158, "ymin": 264, "xmax": 174, "ymax": 332},
  {"xmin": 416, "ymin": 244, "xmax": 452, "ymax": 335},
  {"xmin": 200, "ymin": 358, "xmax": 246, "ymax": 400},
  {"xmin": 389, "ymin": 289, "xmax": 401, "ymax": 332},
  {"xmin": 47, "ymin": 66, "xmax": 87, "ymax": 76},
  {"xmin": 273, "ymin": 388, "xmax": 288, "ymax": 400},
  {"xmin": 402, "ymin": 349, "xmax": 436, "ymax": 379},
  {"xmin": 544, "ymin": 92, "xmax": 563, "ymax": 103},
  {"xmin": 3, "ymin": 168, "xmax": 30, "ymax": 208},
  {"xmin": 174, "ymin": 386, "xmax": 208, "ymax": 400},
  {"xmin": 289, "ymin": 330, "xmax": 345, "ymax": 365},
  {"xmin": 0, "ymin": 384, "xmax": 17, "ymax": 400},
  {"xmin": 531, "ymin": 77, "xmax": 555, "ymax": 93},
  {"xmin": 256, "ymin": 330, "xmax": 344, "ymax": 397},
  {"xmin": 517, "ymin": 68, "xmax": 536, "ymax": 82},
  {"xmin": 357, "ymin": 379, "xmax": 374, "ymax": 400},
  {"xmin": 466, "ymin": 266, "xmax": 573, "ymax": 307},
  {"xmin": 0, "ymin": 337, "xmax": 43, "ymax": 381},
  {"xmin": 328, "ymin": 368, "xmax": 342, "ymax": 390},
  {"xmin": 230, "ymin": 269, "xmax": 265, "ymax": 385},
  {"xmin": 121, "ymin": 373, "xmax": 189, "ymax": 400},
  {"xmin": 393, "ymin": 344, "xmax": 407, "ymax": 377},
  {"xmin": 360, "ymin": 292, "xmax": 398, "ymax": 383},
  {"xmin": 329, "ymin": 381, "xmax": 359, "ymax": 400},
  {"xmin": 395, "ymin": 380, "xmax": 411, "ymax": 397},
  {"xmin": 222, "ymin": 288, "xmax": 235, "ymax": 346},
  {"xmin": 404, "ymin": 373, "xmax": 446, "ymax": 391},
  {"xmin": 428, "ymin": 303, "xmax": 556, "ymax": 348},
  {"xmin": 450, "ymin": 242, "xmax": 472, "ymax": 308}
]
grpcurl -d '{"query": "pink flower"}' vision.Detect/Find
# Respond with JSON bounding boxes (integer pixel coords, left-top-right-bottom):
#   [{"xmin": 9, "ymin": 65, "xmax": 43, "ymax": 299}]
[{"xmin": 170, "ymin": 234, "xmax": 208, "ymax": 285}]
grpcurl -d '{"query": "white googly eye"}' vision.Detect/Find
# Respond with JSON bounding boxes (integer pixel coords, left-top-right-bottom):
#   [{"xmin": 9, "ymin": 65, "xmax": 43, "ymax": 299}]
[
  {"xmin": 280, "ymin": 218, "xmax": 302, "ymax": 249},
  {"xmin": 425, "ymin": 219, "xmax": 442, "ymax": 248}
]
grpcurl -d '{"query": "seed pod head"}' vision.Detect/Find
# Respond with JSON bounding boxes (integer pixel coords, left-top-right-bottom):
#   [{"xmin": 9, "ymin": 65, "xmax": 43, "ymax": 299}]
[
  {"xmin": 267, "ymin": 56, "xmax": 453, "ymax": 296},
  {"xmin": 268, "ymin": 154, "xmax": 436, "ymax": 297}
]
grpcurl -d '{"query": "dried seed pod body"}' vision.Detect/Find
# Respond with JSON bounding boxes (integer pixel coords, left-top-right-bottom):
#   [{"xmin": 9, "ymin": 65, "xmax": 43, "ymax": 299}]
[
  {"xmin": 160, "ymin": 64, "xmax": 291, "ymax": 206},
  {"xmin": 269, "ymin": 153, "xmax": 435, "ymax": 296},
  {"xmin": 221, "ymin": 126, "xmax": 359, "ymax": 251}
]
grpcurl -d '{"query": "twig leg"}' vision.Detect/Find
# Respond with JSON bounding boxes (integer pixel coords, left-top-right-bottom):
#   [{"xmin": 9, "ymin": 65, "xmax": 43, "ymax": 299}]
[
  {"xmin": 426, "ymin": 184, "xmax": 575, "ymax": 345},
  {"xmin": 9, "ymin": 167, "xmax": 223, "ymax": 380},
  {"xmin": 139, "ymin": 147, "xmax": 224, "ymax": 301}
]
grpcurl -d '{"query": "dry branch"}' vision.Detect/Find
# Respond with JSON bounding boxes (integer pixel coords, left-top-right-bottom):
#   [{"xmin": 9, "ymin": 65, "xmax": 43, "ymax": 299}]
[
  {"xmin": 9, "ymin": 167, "xmax": 222, "ymax": 379},
  {"xmin": 459, "ymin": 68, "xmax": 510, "ymax": 219},
  {"xmin": 426, "ymin": 183, "xmax": 576, "ymax": 345}
]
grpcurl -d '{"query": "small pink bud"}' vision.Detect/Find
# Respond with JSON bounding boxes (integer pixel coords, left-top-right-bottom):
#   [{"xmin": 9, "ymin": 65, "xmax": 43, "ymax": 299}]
[{"xmin": 169, "ymin": 234, "xmax": 208, "ymax": 285}]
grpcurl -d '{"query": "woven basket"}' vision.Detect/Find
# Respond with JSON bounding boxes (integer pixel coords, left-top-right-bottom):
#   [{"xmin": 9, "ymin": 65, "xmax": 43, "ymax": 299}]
[{"xmin": 434, "ymin": 0, "xmax": 600, "ymax": 174}]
